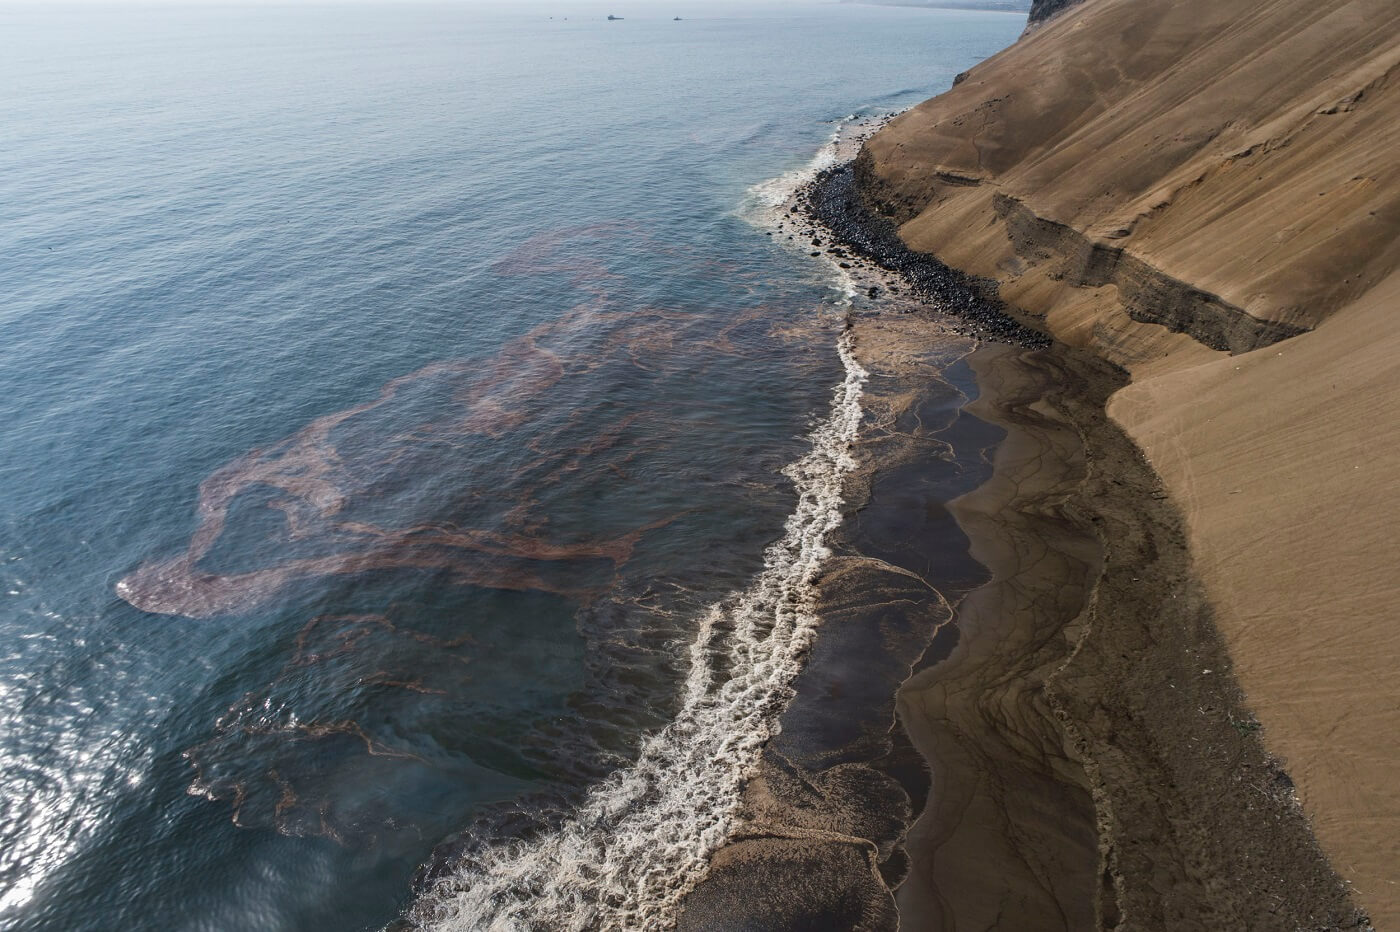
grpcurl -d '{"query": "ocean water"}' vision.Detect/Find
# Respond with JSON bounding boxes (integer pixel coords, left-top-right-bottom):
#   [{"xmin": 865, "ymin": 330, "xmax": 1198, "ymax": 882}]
[{"xmin": 0, "ymin": 3, "xmax": 1022, "ymax": 929}]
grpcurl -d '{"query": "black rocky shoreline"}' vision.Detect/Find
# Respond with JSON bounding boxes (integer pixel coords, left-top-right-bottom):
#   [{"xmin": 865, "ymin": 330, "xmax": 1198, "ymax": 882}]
[{"xmin": 797, "ymin": 160, "xmax": 1050, "ymax": 348}]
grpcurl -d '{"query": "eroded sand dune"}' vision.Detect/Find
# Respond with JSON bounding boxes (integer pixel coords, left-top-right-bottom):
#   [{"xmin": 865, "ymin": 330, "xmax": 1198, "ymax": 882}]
[{"xmin": 859, "ymin": 0, "xmax": 1400, "ymax": 923}]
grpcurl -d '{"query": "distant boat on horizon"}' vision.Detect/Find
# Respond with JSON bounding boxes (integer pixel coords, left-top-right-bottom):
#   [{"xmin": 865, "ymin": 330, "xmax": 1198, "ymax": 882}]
[{"xmin": 607, "ymin": 14, "xmax": 623, "ymax": 20}]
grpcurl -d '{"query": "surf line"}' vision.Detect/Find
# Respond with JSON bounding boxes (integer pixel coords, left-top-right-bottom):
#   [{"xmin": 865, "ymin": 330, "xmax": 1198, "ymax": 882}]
[
  {"xmin": 409, "ymin": 331, "xmax": 866, "ymax": 932},
  {"xmin": 405, "ymin": 131, "xmax": 871, "ymax": 932}
]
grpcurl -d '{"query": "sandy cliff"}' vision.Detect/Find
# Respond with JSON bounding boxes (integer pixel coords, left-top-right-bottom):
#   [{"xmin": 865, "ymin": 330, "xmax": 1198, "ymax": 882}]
[{"xmin": 859, "ymin": 0, "xmax": 1400, "ymax": 924}]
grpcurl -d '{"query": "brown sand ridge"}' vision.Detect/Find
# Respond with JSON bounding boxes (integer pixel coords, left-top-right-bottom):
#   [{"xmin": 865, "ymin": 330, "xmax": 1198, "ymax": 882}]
[{"xmin": 858, "ymin": 0, "xmax": 1400, "ymax": 924}]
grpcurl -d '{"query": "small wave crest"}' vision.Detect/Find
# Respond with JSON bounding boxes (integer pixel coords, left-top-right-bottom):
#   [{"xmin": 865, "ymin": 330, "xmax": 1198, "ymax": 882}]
[
  {"xmin": 737, "ymin": 111, "xmax": 888, "ymax": 227},
  {"xmin": 741, "ymin": 133, "xmax": 841, "ymax": 217}
]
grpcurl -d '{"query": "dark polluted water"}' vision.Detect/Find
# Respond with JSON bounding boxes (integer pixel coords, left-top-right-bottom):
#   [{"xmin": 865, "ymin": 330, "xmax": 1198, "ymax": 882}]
[{"xmin": 0, "ymin": 4, "xmax": 1024, "ymax": 929}]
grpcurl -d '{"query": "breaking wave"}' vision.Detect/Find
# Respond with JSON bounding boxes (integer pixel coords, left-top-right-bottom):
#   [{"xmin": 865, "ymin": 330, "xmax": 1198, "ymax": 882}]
[
  {"xmin": 406, "ymin": 336, "xmax": 866, "ymax": 931},
  {"xmin": 403, "ymin": 128, "xmax": 875, "ymax": 932},
  {"xmin": 739, "ymin": 110, "xmax": 887, "ymax": 223}
]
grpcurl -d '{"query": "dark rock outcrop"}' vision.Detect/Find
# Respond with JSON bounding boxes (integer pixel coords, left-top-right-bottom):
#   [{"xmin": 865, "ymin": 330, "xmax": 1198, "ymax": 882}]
[{"xmin": 1026, "ymin": 0, "xmax": 1085, "ymax": 29}]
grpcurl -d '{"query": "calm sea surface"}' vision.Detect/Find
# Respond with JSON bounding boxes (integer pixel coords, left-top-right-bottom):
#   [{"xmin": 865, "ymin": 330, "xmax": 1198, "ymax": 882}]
[{"xmin": 0, "ymin": 4, "xmax": 1021, "ymax": 928}]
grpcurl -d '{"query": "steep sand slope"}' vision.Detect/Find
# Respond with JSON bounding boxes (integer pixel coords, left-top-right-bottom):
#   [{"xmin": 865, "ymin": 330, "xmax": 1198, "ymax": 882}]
[{"xmin": 858, "ymin": 0, "xmax": 1400, "ymax": 923}]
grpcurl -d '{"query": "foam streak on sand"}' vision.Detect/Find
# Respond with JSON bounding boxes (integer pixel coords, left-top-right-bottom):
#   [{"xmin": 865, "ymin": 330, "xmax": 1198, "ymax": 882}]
[{"xmin": 408, "ymin": 328, "xmax": 867, "ymax": 931}]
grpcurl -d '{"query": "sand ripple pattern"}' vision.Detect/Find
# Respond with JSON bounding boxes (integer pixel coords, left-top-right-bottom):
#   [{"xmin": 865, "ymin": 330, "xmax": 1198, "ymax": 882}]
[{"xmin": 408, "ymin": 331, "xmax": 867, "ymax": 931}]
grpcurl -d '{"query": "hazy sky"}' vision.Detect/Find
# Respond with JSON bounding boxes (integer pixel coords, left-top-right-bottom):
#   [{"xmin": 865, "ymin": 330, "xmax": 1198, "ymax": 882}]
[{"xmin": 14, "ymin": 0, "xmax": 842, "ymax": 5}]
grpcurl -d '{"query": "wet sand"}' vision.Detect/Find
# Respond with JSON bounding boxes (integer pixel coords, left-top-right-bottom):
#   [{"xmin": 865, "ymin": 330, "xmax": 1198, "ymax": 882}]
[
  {"xmin": 677, "ymin": 317, "xmax": 994, "ymax": 930},
  {"xmin": 895, "ymin": 343, "xmax": 1101, "ymax": 930},
  {"xmin": 900, "ymin": 340, "xmax": 1361, "ymax": 929}
]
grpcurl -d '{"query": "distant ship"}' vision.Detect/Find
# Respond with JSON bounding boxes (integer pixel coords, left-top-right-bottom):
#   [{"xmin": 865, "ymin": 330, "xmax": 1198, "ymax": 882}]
[{"xmin": 607, "ymin": 14, "xmax": 623, "ymax": 20}]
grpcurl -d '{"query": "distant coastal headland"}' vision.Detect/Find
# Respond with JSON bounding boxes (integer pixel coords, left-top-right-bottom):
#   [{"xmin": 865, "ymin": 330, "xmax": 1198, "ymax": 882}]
[
  {"xmin": 841, "ymin": 0, "xmax": 1033, "ymax": 14},
  {"xmin": 684, "ymin": 0, "xmax": 1399, "ymax": 928}
]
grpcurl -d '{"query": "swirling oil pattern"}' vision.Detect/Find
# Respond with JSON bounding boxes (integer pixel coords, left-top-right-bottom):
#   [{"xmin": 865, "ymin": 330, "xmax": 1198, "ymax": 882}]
[{"xmin": 0, "ymin": 4, "xmax": 1023, "ymax": 930}]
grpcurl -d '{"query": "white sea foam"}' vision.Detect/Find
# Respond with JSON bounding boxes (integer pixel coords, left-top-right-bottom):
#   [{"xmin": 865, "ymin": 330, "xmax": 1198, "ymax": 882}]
[
  {"xmin": 410, "ymin": 332, "xmax": 866, "ymax": 932},
  {"xmin": 406, "ymin": 138, "xmax": 871, "ymax": 932},
  {"xmin": 738, "ymin": 111, "xmax": 887, "ymax": 225},
  {"xmin": 739, "ymin": 112, "xmax": 887, "ymax": 309},
  {"xmin": 742, "ymin": 126, "xmax": 844, "ymax": 215}
]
